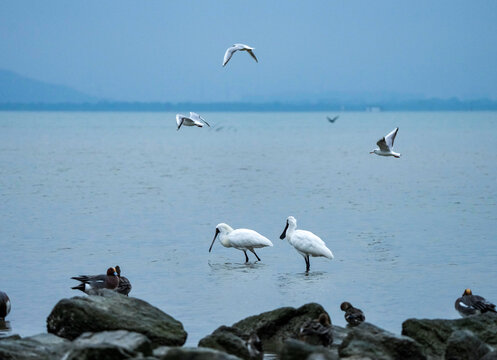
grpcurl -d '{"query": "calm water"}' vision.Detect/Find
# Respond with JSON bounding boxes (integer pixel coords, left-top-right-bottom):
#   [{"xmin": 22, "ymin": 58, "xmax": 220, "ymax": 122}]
[{"xmin": 0, "ymin": 111, "xmax": 496, "ymax": 345}]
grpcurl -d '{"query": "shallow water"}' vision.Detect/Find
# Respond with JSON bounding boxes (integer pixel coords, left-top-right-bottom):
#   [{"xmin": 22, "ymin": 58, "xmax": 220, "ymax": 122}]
[{"xmin": 0, "ymin": 111, "xmax": 496, "ymax": 346}]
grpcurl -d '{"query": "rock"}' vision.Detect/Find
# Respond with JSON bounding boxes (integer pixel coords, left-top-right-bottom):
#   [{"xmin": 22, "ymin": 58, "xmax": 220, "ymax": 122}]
[
  {"xmin": 339, "ymin": 322, "xmax": 426, "ymax": 360},
  {"xmin": 232, "ymin": 303, "xmax": 327, "ymax": 344},
  {"xmin": 152, "ymin": 346, "xmax": 242, "ymax": 359},
  {"xmin": 402, "ymin": 313, "xmax": 497, "ymax": 359},
  {"xmin": 46, "ymin": 289, "xmax": 187, "ymax": 346},
  {"xmin": 481, "ymin": 351, "xmax": 497, "ymax": 360},
  {"xmin": 198, "ymin": 326, "xmax": 260, "ymax": 360},
  {"xmin": 280, "ymin": 338, "xmax": 337, "ymax": 360},
  {"xmin": 71, "ymin": 330, "xmax": 153, "ymax": 356},
  {"xmin": 62, "ymin": 345, "xmax": 136, "ymax": 360},
  {"xmin": 0, "ymin": 333, "xmax": 71, "ymax": 360},
  {"xmin": 444, "ymin": 330, "xmax": 491, "ymax": 360}
]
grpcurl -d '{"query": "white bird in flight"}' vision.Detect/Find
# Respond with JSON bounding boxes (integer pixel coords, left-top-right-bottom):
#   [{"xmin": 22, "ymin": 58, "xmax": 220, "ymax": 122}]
[
  {"xmin": 209, "ymin": 223, "xmax": 273, "ymax": 262},
  {"xmin": 223, "ymin": 43, "xmax": 258, "ymax": 67},
  {"xmin": 176, "ymin": 112, "xmax": 210, "ymax": 131},
  {"xmin": 370, "ymin": 127, "xmax": 401, "ymax": 158},
  {"xmin": 280, "ymin": 216, "xmax": 334, "ymax": 272}
]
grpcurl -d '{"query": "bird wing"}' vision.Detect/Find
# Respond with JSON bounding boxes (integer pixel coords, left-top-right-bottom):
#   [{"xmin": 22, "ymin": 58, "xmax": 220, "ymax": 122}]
[
  {"xmin": 229, "ymin": 229, "xmax": 273, "ymax": 248},
  {"xmin": 293, "ymin": 230, "xmax": 332, "ymax": 258},
  {"xmin": 71, "ymin": 274, "xmax": 105, "ymax": 283},
  {"xmin": 327, "ymin": 115, "xmax": 339, "ymax": 123},
  {"xmin": 471, "ymin": 295, "xmax": 496, "ymax": 312},
  {"xmin": 385, "ymin": 128, "xmax": 399, "ymax": 149},
  {"xmin": 247, "ymin": 49, "xmax": 258, "ymax": 63},
  {"xmin": 176, "ymin": 114, "xmax": 185, "ymax": 130},
  {"xmin": 223, "ymin": 45, "xmax": 241, "ymax": 66},
  {"xmin": 190, "ymin": 112, "xmax": 210, "ymax": 127},
  {"xmin": 376, "ymin": 137, "xmax": 389, "ymax": 152}
]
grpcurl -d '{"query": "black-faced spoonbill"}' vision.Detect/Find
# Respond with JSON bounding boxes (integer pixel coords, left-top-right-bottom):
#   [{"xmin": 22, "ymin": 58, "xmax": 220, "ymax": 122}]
[
  {"xmin": 299, "ymin": 313, "xmax": 333, "ymax": 346},
  {"xmin": 0, "ymin": 290, "xmax": 11, "ymax": 320},
  {"xmin": 279, "ymin": 216, "xmax": 334, "ymax": 272},
  {"xmin": 71, "ymin": 267, "xmax": 119, "ymax": 294},
  {"xmin": 223, "ymin": 44, "xmax": 258, "ymax": 67},
  {"xmin": 176, "ymin": 112, "xmax": 210, "ymax": 130},
  {"xmin": 209, "ymin": 223, "xmax": 273, "ymax": 263},
  {"xmin": 455, "ymin": 288, "xmax": 496, "ymax": 317},
  {"xmin": 340, "ymin": 302, "xmax": 365, "ymax": 326},
  {"xmin": 370, "ymin": 127, "xmax": 401, "ymax": 158}
]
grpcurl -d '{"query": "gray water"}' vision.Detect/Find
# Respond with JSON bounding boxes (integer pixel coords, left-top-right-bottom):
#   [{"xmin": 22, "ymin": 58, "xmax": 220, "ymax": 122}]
[{"xmin": 1, "ymin": 111, "xmax": 496, "ymax": 345}]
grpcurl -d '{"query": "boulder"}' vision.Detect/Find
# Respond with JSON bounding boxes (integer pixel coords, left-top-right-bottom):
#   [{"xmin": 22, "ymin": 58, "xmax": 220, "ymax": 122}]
[
  {"xmin": 444, "ymin": 330, "xmax": 491, "ymax": 360},
  {"xmin": 46, "ymin": 289, "xmax": 187, "ymax": 346},
  {"xmin": 61, "ymin": 330, "xmax": 153, "ymax": 360},
  {"xmin": 339, "ymin": 322, "xmax": 426, "ymax": 360},
  {"xmin": 152, "ymin": 346, "xmax": 242, "ymax": 359},
  {"xmin": 280, "ymin": 338, "xmax": 337, "ymax": 360},
  {"xmin": 481, "ymin": 351, "xmax": 497, "ymax": 360},
  {"xmin": 0, "ymin": 333, "xmax": 71, "ymax": 360},
  {"xmin": 232, "ymin": 303, "xmax": 327, "ymax": 344},
  {"xmin": 198, "ymin": 326, "xmax": 259, "ymax": 360},
  {"xmin": 402, "ymin": 313, "xmax": 497, "ymax": 359}
]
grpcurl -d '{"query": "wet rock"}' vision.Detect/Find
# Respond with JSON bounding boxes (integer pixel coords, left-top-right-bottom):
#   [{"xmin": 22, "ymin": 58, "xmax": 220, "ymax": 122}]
[
  {"xmin": 444, "ymin": 330, "xmax": 491, "ymax": 360},
  {"xmin": 481, "ymin": 351, "xmax": 497, "ymax": 360},
  {"xmin": 232, "ymin": 303, "xmax": 327, "ymax": 344},
  {"xmin": 198, "ymin": 326, "xmax": 261, "ymax": 360},
  {"xmin": 72, "ymin": 330, "xmax": 152, "ymax": 355},
  {"xmin": 339, "ymin": 322, "xmax": 426, "ymax": 360},
  {"xmin": 402, "ymin": 313, "xmax": 497, "ymax": 359},
  {"xmin": 0, "ymin": 333, "xmax": 71, "ymax": 360},
  {"xmin": 280, "ymin": 338, "xmax": 337, "ymax": 360},
  {"xmin": 152, "ymin": 346, "xmax": 242, "ymax": 359},
  {"xmin": 63, "ymin": 345, "xmax": 136, "ymax": 360},
  {"xmin": 46, "ymin": 289, "xmax": 187, "ymax": 346}
]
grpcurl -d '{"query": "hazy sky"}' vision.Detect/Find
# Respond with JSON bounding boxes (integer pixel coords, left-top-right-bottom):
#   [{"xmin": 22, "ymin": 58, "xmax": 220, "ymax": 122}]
[{"xmin": 1, "ymin": 1, "xmax": 496, "ymax": 102}]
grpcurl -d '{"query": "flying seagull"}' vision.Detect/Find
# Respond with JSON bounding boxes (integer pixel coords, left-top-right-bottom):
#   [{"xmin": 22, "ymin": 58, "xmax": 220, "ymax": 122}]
[
  {"xmin": 370, "ymin": 127, "xmax": 400, "ymax": 158},
  {"xmin": 327, "ymin": 115, "xmax": 339, "ymax": 123},
  {"xmin": 223, "ymin": 44, "xmax": 258, "ymax": 67},
  {"xmin": 176, "ymin": 112, "xmax": 210, "ymax": 131}
]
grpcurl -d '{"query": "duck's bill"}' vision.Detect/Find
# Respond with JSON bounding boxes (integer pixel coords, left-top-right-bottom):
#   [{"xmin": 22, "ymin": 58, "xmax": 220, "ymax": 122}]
[
  {"xmin": 279, "ymin": 222, "xmax": 289, "ymax": 240},
  {"xmin": 209, "ymin": 229, "xmax": 220, "ymax": 252}
]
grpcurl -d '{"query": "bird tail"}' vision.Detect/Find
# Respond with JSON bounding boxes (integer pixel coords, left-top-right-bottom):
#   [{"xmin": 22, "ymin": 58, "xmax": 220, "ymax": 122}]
[
  {"xmin": 324, "ymin": 248, "xmax": 334, "ymax": 260},
  {"xmin": 71, "ymin": 283, "xmax": 86, "ymax": 293}
]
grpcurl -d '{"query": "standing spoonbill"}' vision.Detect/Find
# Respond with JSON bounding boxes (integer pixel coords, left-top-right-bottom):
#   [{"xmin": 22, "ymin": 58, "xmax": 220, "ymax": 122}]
[
  {"xmin": 279, "ymin": 216, "xmax": 334, "ymax": 272},
  {"xmin": 209, "ymin": 223, "xmax": 273, "ymax": 263},
  {"xmin": 370, "ymin": 127, "xmax": 401, "ymax": 158}
]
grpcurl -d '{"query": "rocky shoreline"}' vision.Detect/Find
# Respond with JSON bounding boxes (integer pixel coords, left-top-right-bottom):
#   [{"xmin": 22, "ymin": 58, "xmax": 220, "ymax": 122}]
[{"xmin": 1, "ymin": 290, "xmax": 497, "ymax": 359}]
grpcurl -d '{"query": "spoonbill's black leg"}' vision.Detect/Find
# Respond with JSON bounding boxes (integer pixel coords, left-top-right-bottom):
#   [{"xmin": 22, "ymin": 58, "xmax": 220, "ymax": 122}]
[
  {"xmin": 250, "ymin": 249, "xmax": 261, "ymax": 262},
  {"xmin": 243, "ymin": 251, "xmax": 249, "ymax": 263},
  {"xmin": 305, "ymin": 255, "xmax": 310, "ymax": 272}
]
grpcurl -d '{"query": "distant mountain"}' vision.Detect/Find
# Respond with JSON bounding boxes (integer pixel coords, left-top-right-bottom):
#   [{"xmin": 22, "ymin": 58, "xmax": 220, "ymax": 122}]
[{"xmin": 0, "ymin": 69, "xmax": 99, "ymax": 103}]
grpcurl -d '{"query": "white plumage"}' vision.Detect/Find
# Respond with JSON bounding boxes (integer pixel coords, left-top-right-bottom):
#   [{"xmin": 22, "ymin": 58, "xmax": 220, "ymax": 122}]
[
  {"xmin": 209, "ymin": 223, "xmax": 273, "ymax": 262},
  {"xmin": 223, "ymin": 43, "xmax": 258, "ymax": 67},
  {"xmin": 370, "ymin": 127, "xmax": 401, "ymax": 157},
  {"xmin": 280, "ymin": 216, "xmax": 334, "ymax": 272},
  {"xmin": 176, "ymin": 112, "xmax": 210, "ymax": 130}
]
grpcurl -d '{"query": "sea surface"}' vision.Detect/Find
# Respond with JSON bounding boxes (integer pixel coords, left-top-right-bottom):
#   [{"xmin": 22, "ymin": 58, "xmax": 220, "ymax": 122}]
[{"xmin": 1, "ymin": 111, "xmax": 496, "ymax": 347}]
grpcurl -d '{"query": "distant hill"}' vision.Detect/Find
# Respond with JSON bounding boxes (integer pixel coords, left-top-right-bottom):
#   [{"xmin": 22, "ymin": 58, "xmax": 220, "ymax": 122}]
[{"xmin": 0, "ymin": 69, "xmax": 99, "ymax": 103}]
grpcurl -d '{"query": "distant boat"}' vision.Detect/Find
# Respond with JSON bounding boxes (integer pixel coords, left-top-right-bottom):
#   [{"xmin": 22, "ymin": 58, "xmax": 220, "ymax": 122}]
[{"xmin": 327, "ymin": 115, "xmax": 339, "ymax": 123}]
